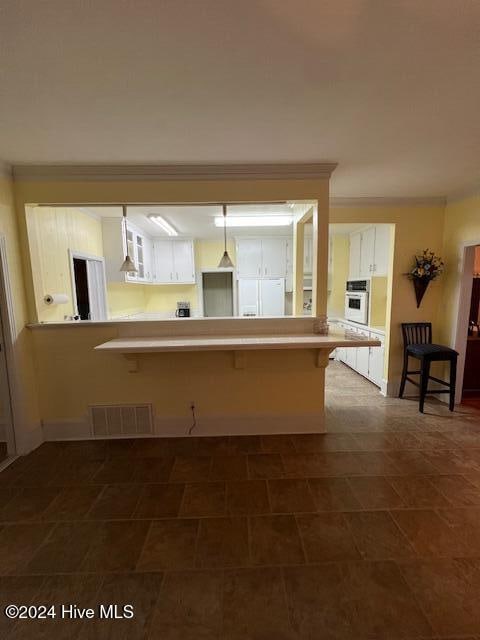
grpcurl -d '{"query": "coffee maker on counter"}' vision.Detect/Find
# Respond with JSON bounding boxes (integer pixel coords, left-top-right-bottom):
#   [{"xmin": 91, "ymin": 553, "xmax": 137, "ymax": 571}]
[{"xmin": 175, "ymin": 301, "xmax": 191, "ymax": 318}]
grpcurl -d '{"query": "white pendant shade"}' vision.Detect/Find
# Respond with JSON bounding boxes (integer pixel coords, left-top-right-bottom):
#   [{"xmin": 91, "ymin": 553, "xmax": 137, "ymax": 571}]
[
  {"xmin": 120, "ymin": 255, "xmax": 138, "ymax": 272},
  {"xmin": 218, "ymin": 250, "xmax": 234, "ymax": 268},
  {"xmin": 119, "ymin": 205, "xmax": 138, "ymax": 273},
  {"xmin": 218, "ymin": 204, "xmax": 234, "ymax": 268}
]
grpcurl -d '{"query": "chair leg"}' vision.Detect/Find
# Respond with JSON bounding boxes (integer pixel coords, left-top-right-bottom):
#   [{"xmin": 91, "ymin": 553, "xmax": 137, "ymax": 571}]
[
  {"xmin": 419, "ymin": 358, "xmax": 430, "ymax": 413},
  {"xmin": 398, "ymin": 352, "xmax": 409, "ymax": 398},
  {"xmin": 449, "ymin": 357, "xmax": 457, "ymax": 411}
]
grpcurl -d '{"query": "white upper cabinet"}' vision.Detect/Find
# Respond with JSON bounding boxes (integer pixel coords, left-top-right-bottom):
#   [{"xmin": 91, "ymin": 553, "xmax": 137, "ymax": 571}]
[
  {"xmin": 349, "ymin": 226, "xmax": 390, "ymax": 278},
  {"xmin": 235, "ymin": 237, "xmax": 287, "ymax": 279},
  {"xmin": 235, "ymin": 238, "xmax": 262, "ymax": 277},
  {"xmin": 153, "ymin": 239, "xmax": 195, "ymax": 284},
  {"xmin": 261, "ymin": 238, "xmax": 287, "ymax": 277},
  {"xmin": 372, "ymin": 225, "xmax": 390, "ymax": 276},
  {"xmin": 102, "ymin": 218, "xmax": 153, "ymax": 284},
  {"xmin": 359, "ymin": 226, "xmax": 375, "ymax": 278},
  {"xmin": 172, "ymin": 240, "xmax": 195, "ymax": 283},
  {"xmin": 349, "ymin": 232, "xmax": 362, "ymax": 278}
]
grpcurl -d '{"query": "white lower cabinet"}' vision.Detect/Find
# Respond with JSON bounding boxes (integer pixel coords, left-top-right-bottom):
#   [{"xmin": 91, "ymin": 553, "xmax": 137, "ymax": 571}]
[{"xmin": 335, "ymin": 323, "xmax": 385, "ymax": 388}]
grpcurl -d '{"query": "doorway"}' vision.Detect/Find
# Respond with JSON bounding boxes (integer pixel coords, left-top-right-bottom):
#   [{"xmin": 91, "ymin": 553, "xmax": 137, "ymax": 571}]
[
  {"xmin": 202, "ymin": 271, "xmax": 234, "ymax": 317},
  {"xmin": 0, "ymin": 236, "xmax": 16, "ymax": 464},
  {"xmin": 454, "ymin": 243, "xmax": 480, "ymax": 405},
  {"xmin": 69, "ymin": 251, "xmax": 108, "ymax": 321}
]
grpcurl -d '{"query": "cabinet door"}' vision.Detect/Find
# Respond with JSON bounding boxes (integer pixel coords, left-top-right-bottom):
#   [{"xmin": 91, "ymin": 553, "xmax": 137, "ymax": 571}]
[
  {"xmin": 236, "ymin": 239, "xmax": 262, "ymax": 278},
  {"xmin": 373, "ymin": 225, "xmax": 390, "ymax": 276},
  {"xmin": 154, "ymin": 240, "xmax": 174, "ymax": 283},
  {"xmin": 262, "ymin": 239, "xmax": 287, "ymax": 277},
  {"xmin": 259, "ymin": 279, "xmax": 285, "ymax": 316},
  {"xmin": 360, "ymin": 227, "xmax": 375, "ymax": 277},
  {"xmin": 173, "ymin": 240, "xmax": 195, "ymax": 283},
  {"xmin": 368, "ymin": 332, "xmax": 385, "ymax": 386},
  {"xmin": 349, "ymin": 233, "xmax": 361, "ymax": 278},
  {"xmin": 238, "ymin": 279, "xmax": 259, "ymax": 316},
  {"xmin": 143, "ymin": 237, "xmax": 153, "ymax": 282},
  {"xmin": 135, "ymin": 234, "xmax": 146, "ymax": 280},
  {"xmin": 356, "ymin": 346, "xmax": 370, "ymax": 377},
  {"xmin": 345, "ymin": 347, "xmax": 357, "ymax": 369}
]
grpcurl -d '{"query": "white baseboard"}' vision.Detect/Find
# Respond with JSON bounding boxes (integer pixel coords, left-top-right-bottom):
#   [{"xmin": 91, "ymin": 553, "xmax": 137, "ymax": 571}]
[
  {"xmin": 42, "ymin": 412, "xmax": 326, "ymax": 440},
  {"xmin": 15, "ymin": 421, "xmax": 44, "ymax": 455}
]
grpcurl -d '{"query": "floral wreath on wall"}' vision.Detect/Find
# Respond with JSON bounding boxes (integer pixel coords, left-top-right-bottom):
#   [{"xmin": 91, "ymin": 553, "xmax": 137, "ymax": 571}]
[{"xmin": 406, "ymin": 249, "xmax": 444, "ymax": 308}]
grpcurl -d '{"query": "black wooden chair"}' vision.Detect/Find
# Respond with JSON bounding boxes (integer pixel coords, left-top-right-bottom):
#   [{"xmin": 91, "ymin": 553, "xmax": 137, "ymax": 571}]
[{"xmin": 398, "ymin": 322, "xmax": 458, "ymax": 413}]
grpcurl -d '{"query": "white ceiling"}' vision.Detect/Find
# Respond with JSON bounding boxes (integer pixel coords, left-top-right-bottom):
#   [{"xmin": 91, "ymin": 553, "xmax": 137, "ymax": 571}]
[
  {"xmin": 2, "ymin": 1, "xmax": 480, "ymax": 197},
  {"xmin": 85, "ymin": 203, "xmax": 297, "ymax": 239}
]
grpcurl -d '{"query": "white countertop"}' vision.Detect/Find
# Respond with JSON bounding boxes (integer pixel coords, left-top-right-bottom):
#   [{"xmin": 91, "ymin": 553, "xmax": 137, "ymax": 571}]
[
  {"xmin": 95, "ymin": 331, "xmax": 381, "ymax": 354},
  {"xmin": 329, "ymin": 318, "xmax": 386, "ymax": 335}
]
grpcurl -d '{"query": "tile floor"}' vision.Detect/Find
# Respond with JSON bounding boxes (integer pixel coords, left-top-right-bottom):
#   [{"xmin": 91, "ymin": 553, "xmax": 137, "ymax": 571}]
[{"xmin": 0, "ymin": 362, "xmax": 480, "ymax": 638}]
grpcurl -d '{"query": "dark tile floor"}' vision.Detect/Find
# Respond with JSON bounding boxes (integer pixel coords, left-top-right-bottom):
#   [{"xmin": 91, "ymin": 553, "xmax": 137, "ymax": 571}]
[{"xmin": 0, "ymin": 362, "xmax": 480, "ymax": 638}]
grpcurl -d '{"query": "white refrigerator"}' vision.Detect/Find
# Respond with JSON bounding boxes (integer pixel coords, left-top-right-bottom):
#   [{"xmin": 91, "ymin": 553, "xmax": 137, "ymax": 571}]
[{"xmin": 238, "ymin": 278, "xmax": 286, "ymax": 316}]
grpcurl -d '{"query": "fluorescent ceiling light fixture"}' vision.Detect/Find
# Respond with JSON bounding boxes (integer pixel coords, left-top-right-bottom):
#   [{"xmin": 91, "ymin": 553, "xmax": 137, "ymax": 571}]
[
  {"xmin": 148, "ymin": 215, "xmax": 178, "ymax": 236},
  {"xmin": 214, "ymin": 215, "xmax": 293, "ymax": 228}
]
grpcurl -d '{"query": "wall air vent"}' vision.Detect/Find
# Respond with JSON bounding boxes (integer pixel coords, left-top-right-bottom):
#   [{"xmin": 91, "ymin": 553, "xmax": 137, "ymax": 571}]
[{"xmin": 89, "ymin": 404, "xmax": 153, "ymax": 437}]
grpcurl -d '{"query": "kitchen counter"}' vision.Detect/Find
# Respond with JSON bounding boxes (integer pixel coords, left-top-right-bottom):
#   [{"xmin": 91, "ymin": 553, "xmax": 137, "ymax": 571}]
[{"xmin": 95, "ymin": 330, "xmax": 380, "ymax": 355}]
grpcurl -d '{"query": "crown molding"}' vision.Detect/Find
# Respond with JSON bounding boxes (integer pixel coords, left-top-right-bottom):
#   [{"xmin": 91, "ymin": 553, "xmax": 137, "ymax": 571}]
[
  {"xmin": 12, "ymin": 162, "xmax": 338, "ymax": 182},
  {"xmin": 330, "ymin": 196, "xmax": 446, "ymax": 207},
  {"xmin": 0, "ymin": 162, "xmax": 13, "ymax": 179},
  {"xmin": 446, "ymin": 182, "xmax": 480, "ymax": 204}
]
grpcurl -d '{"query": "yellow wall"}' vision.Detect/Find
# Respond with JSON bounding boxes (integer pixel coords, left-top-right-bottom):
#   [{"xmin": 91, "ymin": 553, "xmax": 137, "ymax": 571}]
[
  {"xmin": 440, "ymin": 193, "xmax": 480, "ymax": 346},
  {"xmin": 0, "ymin": 175, "xmax": 41, "ymax": 452},
  {"xmin": 26, "ymin": 206, "xmax": 104, "ymax": 322},
  {"xmin": 107, "ymin": 283, "xmax": 147, "ymax": 318},
  {"xmin": 327, "ymin": 233, "xmax": 349, "ymax": 317},
  {"xmin": 12, "ymin": 175, "xmax": 329, "ymax": 435},
  {"xmin": 370, "ymin": 276, "xmax": 388, "ymax": 328},
  {"xmin": 331, "ymin": 204, "xmax": 445, "ymax": 390}
]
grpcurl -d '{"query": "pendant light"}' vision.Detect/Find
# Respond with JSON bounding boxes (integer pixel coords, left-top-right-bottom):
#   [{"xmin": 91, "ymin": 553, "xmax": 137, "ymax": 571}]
[
  {"xmin": 218, "ymin": 204, "xmax": 234, "ymax": 268},
  {"xmin": 119, "ymin": 205, "xmax": 138, "ymax": 272}
]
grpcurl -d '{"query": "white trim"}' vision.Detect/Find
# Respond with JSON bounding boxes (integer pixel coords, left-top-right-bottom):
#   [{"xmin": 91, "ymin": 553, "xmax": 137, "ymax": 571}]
[
  {"xmin": 446, "ymin": 184, "xmax": 480, "ymax": 204},
  {"xmin": 330, "ymin": 196, "xmax": 446, "ymax": 207},
  {"xmin": 68, "ymin": 250, "xmax": 108, "ymax": 321},
  {"xmin": 453, "ymin": 241, "xmax": 480, "ymax": 403},
  {"xmin": 197, "ymin": 268, "xmax": 238, "ymax": 318},
  {"xmin": 12, "ymin": 162, "xmax": 338, "ymax": 182},
  {"xmin": 0, "ymin": 236, "xmax": 17, "ymax": 455},
  {"xmin": 0, "ymin": 162, "xmax": 12, "ymax": 179}
]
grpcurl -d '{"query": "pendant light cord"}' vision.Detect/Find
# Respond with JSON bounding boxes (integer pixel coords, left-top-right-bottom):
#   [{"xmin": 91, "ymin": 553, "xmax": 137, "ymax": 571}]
[
  {"xmin": 223, "ymin": 204, "xmax": 227, "ymax": 253},
  {"xmin": 123, "ymin": 205, "xmax": 128, "ymax": 256}
]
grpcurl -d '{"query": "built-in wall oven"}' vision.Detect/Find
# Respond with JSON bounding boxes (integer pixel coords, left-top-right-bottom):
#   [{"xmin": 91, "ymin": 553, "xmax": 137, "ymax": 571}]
[{"xmin": 345, "ymin": 279, "xmax": 369, "ymax": 324}]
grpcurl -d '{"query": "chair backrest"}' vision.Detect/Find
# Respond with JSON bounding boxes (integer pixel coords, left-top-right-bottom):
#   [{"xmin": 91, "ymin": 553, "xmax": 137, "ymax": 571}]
[{"xmin": 401, "ymin": 322, "xmax": 432, "ymax": 348}]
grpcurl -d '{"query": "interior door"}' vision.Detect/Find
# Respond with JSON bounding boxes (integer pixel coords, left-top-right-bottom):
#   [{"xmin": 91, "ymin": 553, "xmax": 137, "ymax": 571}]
[
  {"xmin": 202, "ymin": 272, "xmax": 233, "ymax": 317},
  {"xmin": 154, "ymin": 240, "xmax": 173, "ymax": 283},
  {"xmin": 173, "ymin": 240, "xmax": 195, "ymax": 283},
  {"xmin": 0, "ymin": 303, "xmax": 14, "ymax": 460},
  {"xmin": 236, "ymin": 239, "xmax": 262, "ymax": 278},
  {"xmin": 261, "ymin": 239, "xmax": 287, "ymax": 277},
  {"xmin": 259, "ymin": 278, "xmax": 285, "ymax": 316},
  {"xmin": 86, "ymin": 259, "xmax": 108, "ymax": 321}
]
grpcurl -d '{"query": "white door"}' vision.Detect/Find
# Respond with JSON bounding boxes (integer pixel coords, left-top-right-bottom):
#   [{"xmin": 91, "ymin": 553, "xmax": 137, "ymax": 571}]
[
  {"xmin": 173, "ymin": 240, "xmax": 195, "ymax": 283},
  {"xmin": 345, "ymin": 347, "xmax": 357, "ymax": 369},
  {"xmin": 373, "ymin": 225, "xmax": 390, "ymax": 276},
  {"xmin": 236, "ymin": 239, "xmax": 262, "ymax": 278},
  {"xmin": 259, "ymin": 278, "xmax": 285, "ymax": 316},
  {"xmin": 154, "ymin": 240, "xmax": 174, "ymax": 283},
  {"xmin": 262, "ymin": 239, "xmax": 287, "ymax": 277},
  {"xmin": 86, "ymin": 259, "xmax": 108, "ymax": 321},
  {"xmin": 360, "ymin": 227, "xmax": 376, "ymax": 277},
  {"xmin": 368, "ymin": 332, "xmax": 385, "ymax": 386},
  {"xmin": 238, "ymin": 279, "xmax": 260, "ymax": 316},
  {"xmin": 143, "ymin": 237, "xmax": 153, "ymax": 282},
  {"xmin": 349, "ymin": 233, "xmax": 361, "ymax": 278}
]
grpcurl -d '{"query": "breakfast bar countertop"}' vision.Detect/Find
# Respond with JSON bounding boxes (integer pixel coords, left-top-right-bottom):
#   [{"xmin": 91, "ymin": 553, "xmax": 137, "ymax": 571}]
[{"xmin": 94, "ymin": 330, "xmax": 381, "ymax": 354}]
